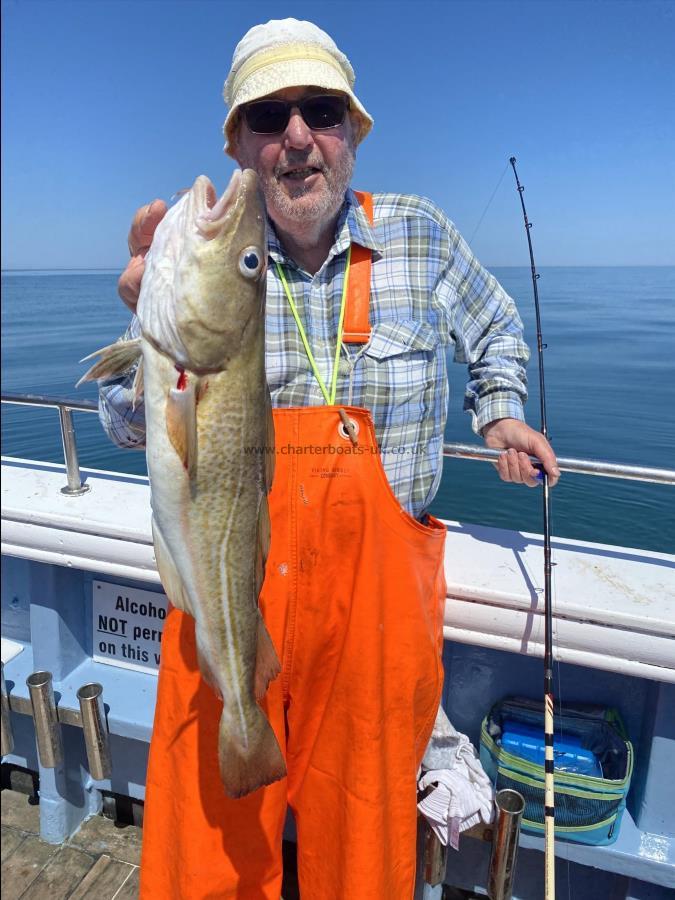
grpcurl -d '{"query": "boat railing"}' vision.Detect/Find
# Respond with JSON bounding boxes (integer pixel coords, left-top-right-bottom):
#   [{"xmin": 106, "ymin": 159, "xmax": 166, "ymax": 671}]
[
  {"xmin": 2, "ymin": 392, "xmax": 675, "ymax": 496},
  {"xmin": 442, "ymin": 443, "xmax": 675, "ymax": 484},
  {"xmin": 2, "ymin": 393, "xmax": 98, "ymax": 496}
]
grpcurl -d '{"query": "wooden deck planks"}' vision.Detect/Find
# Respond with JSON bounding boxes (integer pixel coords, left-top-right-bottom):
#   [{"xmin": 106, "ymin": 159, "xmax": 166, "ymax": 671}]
[
  {"xmin": 68, "ymin": 855, "xmax": 137, "ymax": 900},
  {"xmin": 68, "ymin": 816, "xmax": 141, "ymax": 867},
  {"xmin": 1, "ymin": 825, "xmax": 27, "ymax": 860},
  {"xmin": 1, "ymin": 789, "xmax": 141, "ymax": 899},
  {"xmin": 1, "ymin": 833, "xmax": 59, "ymax": 900},
  {"xmin": 19, "ymin": 846, "xmax": 94, "ymax": 900},
  {"xmin": 1, "ymin": 792, "xmax": 41, "ymax": 833},
  {"xmin": 110, "ymin": 865, "xmax": 140, "ymax": 899}
]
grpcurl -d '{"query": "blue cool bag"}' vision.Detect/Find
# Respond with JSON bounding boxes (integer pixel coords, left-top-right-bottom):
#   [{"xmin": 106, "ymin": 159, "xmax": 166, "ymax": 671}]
[{"xmin": 480, "ymin": 697, "xmax": 633, "ymax": 847}]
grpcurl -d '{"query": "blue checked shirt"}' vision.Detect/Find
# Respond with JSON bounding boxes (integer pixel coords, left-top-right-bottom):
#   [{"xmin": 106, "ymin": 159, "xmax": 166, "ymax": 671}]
[{"xmin": 98, "ymin": 189, "xmax": 529, "ymax": 519}]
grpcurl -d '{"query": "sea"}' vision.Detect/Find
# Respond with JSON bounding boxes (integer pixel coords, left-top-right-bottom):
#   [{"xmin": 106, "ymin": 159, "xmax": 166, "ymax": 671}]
[{"xmin": 1, "ymin": 267, "xmax": 674, "ymax": 554}]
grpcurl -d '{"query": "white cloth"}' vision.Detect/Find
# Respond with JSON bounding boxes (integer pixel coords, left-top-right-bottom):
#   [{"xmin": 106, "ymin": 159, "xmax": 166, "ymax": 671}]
[{"xmin": 417, "ymin": 706, "xmax": 494, "ymax": 850}]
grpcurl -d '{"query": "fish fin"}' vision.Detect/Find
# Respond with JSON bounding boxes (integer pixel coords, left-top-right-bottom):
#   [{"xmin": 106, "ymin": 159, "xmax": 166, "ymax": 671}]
[
  {"xmin": 254, "ymin": 496, "xmax": 271, "ymax": 598},
  {"xmin": 76, "ymin": 338, "xmax": 142, "ymax": 387},
  {"xmin": 151, "ymin": 518, "xmax": 194, "ymax": 616},
  {"xmin": 264, "ymin": 388, "xmax": 275, "ymax": 491},
  {"xmin": 218, "ymin": 705, "xmax": 286, "ymax": 799},
  {"xmin": 131, "ymin": 357, "xmax": 144, "ymax": 409},
  {"xmin": 166, "ymin": 382, "xmax": 198, "ymax": 476},
  {"xmin": 254, "ymin": 612, "xmax": 281, "ymax": 701}
]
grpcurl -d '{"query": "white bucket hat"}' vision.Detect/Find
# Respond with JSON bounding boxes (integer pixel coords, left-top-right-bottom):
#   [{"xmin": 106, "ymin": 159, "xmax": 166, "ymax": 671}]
[{"xmin": 223, "ymin": 18, "xmax": 373, "ymax": 156}]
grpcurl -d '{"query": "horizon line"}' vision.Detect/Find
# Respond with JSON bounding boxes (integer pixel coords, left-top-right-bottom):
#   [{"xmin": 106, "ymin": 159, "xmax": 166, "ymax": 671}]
[{"xmin": 3, "ymin": 264, "xmax": 674, "ymax": 273}]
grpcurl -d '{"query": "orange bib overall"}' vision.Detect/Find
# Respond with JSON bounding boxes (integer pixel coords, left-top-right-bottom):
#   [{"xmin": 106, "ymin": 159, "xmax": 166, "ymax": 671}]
[{"xmin": 140, "ymin": 195, "xmax": 448, "ymax": 900}]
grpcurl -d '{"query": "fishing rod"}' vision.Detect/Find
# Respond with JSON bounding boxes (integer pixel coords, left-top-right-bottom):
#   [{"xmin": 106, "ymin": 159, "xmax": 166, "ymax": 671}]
[{"xmin": 509, "ymin": 156, "xmax": 556, "ymax": 900}]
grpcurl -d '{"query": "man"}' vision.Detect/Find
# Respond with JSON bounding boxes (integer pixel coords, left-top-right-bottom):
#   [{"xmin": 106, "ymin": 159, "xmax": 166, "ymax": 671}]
[{"xmin": 102, "ymin": 18, "xmax": 559, "ymax": 899}]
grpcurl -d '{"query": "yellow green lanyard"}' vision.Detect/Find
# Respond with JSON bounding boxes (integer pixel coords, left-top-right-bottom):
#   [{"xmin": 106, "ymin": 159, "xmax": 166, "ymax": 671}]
[{"xmin": 275, "ymin": 245, "xmax": 352, "ymax": 406}]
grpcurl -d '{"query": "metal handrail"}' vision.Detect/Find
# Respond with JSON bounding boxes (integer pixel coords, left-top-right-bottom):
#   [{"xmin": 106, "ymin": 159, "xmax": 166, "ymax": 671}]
[
  {"xmin": 1, "ymin": 393, "xmax": 98, "ymax": 413},
  {"xmin": 442, "ymin": 443, "xmax": 675, "ymax": 486},
  {"xmin": 2, "ymin": 392, "xmax": 675, "ymax": 494},
  {"xmin": 2, "ymin": 392, "xmax": 98, "ymax": 495}
]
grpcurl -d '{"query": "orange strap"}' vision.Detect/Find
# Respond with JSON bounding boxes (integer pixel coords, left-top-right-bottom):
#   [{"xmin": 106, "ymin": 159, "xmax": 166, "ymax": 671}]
[{"xmin": 343, "ymin": 190, "xmax": 373, "ymax": 344}]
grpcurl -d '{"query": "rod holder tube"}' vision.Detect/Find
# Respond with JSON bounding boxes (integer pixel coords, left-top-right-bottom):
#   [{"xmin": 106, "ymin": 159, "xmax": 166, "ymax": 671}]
[
  {"xmin": 26, "ymin": 671, "xmax": 63, "ymax": 768},
  {"xmin": 77, "ymin": 683, "xmax": 112, "ymax": 780},
  {"xmin": 1, "ymin": 664, "xmax": 14, "ymax": 757},
  {"xmin": 58, "ymin": 406, "xmax": 90, "ymax": 495},
  {"xmin": 422, "ymin": 818, "xmax": 448, "ymax": 886},
  {"xmin": 487, "ymin": 788, "xmax": 526, "ymax": 900}
]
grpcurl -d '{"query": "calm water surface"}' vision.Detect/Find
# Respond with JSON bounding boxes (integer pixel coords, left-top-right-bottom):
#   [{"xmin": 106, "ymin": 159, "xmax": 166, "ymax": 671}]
[{"xmin": 2, "ymin": 267, "xmax": 674, "ymax": 553}]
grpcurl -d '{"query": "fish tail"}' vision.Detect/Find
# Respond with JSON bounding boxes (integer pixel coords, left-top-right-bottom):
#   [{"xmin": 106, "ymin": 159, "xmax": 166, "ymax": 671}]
[{"xmin": 218, "ymin": 706, "xmax": 286, "ymax": 799}]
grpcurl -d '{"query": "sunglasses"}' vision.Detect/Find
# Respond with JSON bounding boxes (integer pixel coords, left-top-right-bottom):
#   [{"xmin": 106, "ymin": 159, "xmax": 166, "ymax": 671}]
[{"xmin": 241, "ymin": 94, "xmax": 350, "ymax": 135}]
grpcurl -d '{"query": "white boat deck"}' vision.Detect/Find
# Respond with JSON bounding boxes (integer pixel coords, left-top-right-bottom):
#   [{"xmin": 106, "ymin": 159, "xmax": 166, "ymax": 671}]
[{"xmin": 3, "ymin": 456, "xmax": 674, "ymax": 684}]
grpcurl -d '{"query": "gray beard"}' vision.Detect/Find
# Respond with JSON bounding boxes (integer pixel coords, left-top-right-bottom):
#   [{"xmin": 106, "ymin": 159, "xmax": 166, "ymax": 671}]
[{"xmin": 255, "ymin": 146, "xmax": 355, "ymax": 229}]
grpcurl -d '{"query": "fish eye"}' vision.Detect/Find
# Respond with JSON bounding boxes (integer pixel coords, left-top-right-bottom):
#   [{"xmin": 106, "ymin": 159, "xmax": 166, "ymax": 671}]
[{"xmin": 239, "ymin": 247, "xmax": 263, "ymax": 278}]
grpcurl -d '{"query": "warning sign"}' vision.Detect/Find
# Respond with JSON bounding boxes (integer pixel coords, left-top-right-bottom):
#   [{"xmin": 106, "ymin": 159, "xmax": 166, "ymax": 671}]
[{"xmin": 92, "ymin": 580, "xmax": 169, "ymax": 674}]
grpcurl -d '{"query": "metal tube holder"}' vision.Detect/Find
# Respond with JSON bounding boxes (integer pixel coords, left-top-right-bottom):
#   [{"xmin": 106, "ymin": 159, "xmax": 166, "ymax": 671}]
[
  {"xmin": 1, "ymin": 663, "xmax": 14, "ymax": 757},
  {"xmin": 423, "ymin": 819, "xmax": 448, "ymax": 887},
  {"xmin": 77, "ymin": 682, "xmax": 112, "ymax": 780},
  {"xmin": 487, "ymin": 788, "xmax": 526, "ymax": 900},
  {"xmin": 26, "ymin": 670, "xmax": 63, "ymax": 768}
]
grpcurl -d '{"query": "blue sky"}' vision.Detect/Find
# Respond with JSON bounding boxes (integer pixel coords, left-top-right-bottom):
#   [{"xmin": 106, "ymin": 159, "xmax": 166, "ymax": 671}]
[{"xmin": 2, "ymin": 0, "xmax": 674, "ymax": 269}]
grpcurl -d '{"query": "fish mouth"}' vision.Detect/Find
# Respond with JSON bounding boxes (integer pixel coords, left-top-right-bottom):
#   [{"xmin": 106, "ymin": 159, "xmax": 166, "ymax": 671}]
[{"xmin": 194, "ymin": 170, "xmax": 244, "ymax": 238}]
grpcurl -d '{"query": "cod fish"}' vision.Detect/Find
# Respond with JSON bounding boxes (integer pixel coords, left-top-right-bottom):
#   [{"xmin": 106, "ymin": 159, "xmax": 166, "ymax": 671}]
[{"xmin": 79, "ymin": 169, "xmax": 286, "ymax": 798}]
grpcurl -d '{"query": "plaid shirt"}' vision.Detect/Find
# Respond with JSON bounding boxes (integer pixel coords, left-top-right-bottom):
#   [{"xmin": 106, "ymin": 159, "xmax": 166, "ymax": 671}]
[{"xmin": 99, "ymin": 189, "xmax": 529, "ymax": 519}]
